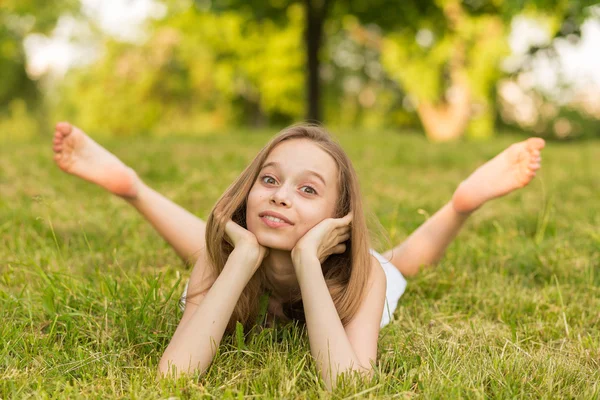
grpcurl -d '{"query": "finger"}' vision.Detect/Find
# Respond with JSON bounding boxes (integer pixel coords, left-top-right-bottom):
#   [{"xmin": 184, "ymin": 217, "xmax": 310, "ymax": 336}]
[
  {"xmin": 335, "ymin": 213, "xmax": 353, "ymax": 227},
  {"xmin": 224, "ymin": 219, "xmax": 235, "ymax": 231},
  {"xmin": 338, "ymin": 233, "xmax": 350, "ymax": 242},
  {"xmin": 224, "ymin": 219, "xmax": 239, "ymax": 240},
  {"xmin": 335, "ymin": 225, "xmax": 351, "ymax": 235},
  {"xmin": 331, "ymin": 244, "xmax": 346, "ymax": 254}
]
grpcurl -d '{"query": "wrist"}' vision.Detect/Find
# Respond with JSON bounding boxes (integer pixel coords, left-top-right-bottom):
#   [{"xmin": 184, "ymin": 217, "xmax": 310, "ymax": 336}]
[
  {"xmin": 292, "ymin": 249, "xmax": 320, "ymax": 271},
  {"xmin": 230, "ymin": 245, "xmax": 263, "ymax": 273}
]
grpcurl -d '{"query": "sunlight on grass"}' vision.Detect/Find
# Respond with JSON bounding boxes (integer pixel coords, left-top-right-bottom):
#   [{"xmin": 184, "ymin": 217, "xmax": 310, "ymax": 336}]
[{"xmin": 1, "ymin": 130, "xmax": 599, "ymax": 397}]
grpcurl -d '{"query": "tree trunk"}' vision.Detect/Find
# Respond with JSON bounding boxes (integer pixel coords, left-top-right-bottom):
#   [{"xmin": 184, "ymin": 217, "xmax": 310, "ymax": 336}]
[
  {"xmin": 416, "ymin": 69, "xmax": 471, "ymax": 142},
  {"xmin": 304, "ymin": 0, "xmax": 331, "ymax": 123},
  {"xmin": 417, "ymin": 2, "xmax": 471, "ymax": 142}
]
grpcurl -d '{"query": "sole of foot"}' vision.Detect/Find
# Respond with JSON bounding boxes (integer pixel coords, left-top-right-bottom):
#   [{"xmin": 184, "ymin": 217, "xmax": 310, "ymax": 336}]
[
  {"xmin": 452, "ymin": 137, "xmax": 545, "ymax": 214},
  {"xmin": 52, "ymin": 122, "xmax": 140, "ymax": 199}
]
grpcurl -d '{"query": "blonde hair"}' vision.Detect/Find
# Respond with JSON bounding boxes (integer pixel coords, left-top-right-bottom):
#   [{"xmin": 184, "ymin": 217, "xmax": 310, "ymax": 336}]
[{"xmin": 200, "ymin": 124, "xmax": 371, "ymax": 333}]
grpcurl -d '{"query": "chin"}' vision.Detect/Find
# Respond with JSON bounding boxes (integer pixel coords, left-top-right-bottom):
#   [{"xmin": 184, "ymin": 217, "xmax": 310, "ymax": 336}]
[{"xmin": 254, "ymin": 231, "xmax": 296, "ymax": 251}]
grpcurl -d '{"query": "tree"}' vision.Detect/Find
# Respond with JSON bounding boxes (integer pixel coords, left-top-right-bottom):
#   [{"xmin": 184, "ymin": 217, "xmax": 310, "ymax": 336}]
[
  {"xmin": 0, "ymin": 0, "xmax": 79, "ymax": 108},
  {"xmin": 183, "ymin": 0, "xmax": 330, "ymax": 122},
  {"xmin": 1, "ymin": 0, "xmax": 80, "ymax": 139},
  {"xmin": 192, "ymin": 0, "xmax": 597, "ymax": 138},
  {"xmin": 191, "ymin": 0, "xmax": 446, "ymax": 123},
  {"xmin": 54, "ymin": 7, "xmax": 306, "ymax": 134},
  {"xmin": 377, "ymin": 0, "xmax": 598, "ymax": 140}
]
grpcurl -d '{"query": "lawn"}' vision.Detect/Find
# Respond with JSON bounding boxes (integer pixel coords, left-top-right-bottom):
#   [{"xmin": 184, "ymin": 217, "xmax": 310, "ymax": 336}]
[{"xmin": 1, "ymin": 129, "xmax": 599, "ymax": 398}]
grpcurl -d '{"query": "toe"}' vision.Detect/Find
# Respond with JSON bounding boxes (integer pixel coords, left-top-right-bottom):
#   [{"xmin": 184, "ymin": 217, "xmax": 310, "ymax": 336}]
[
  {"xmin": 56, "ymin": 122, "xmax": 73, "ymax": 136},
  {"xmin": 526, "ymin": 137, "xmax": 545, "ymax": 151},
  {"xmin": 53, "ymin": 144, "xmax": 63, "ymax": 152},
  {"xmin": 529, "ymin": 171, "xmax": 536, "ymax": 179},
  {"xmin": 524, "ymin": 169, "xmax": 536, "ymax": 180}
]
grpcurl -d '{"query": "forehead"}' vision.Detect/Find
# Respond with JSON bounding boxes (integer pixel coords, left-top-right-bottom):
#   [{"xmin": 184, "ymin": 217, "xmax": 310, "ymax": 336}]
[{"xmin": 264, "ymin": 139, "xmax": 338, "ymax": 183}]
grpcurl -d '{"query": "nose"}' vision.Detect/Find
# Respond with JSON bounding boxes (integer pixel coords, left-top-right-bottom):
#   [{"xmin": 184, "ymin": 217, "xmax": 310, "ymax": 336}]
[{"xmin": 270, "ymin": 185, "xmax": 292, "ymax": 207}]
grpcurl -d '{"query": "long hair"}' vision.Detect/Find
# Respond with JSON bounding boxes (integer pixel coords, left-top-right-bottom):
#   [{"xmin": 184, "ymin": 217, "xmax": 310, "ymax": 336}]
[{"xmin": 197, "ymin": 124, "xmax": 371, "ymax": 333}]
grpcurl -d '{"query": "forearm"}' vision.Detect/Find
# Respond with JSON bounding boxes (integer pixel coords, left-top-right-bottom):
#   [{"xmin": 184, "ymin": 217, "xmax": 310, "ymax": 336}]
[
  {"xmin": 158, "ymin": 250, "xmax": 252, "ymax": 376},
  {"xmin": 126, "ymin": 182, "xmax": 206, "ymax": 265},
  {"xmin": 386, "ymin": 201, "xmax": 470, "ymax": 276},
  {"xmin": 295, "ymin": 256, "xmax": 367, "ymax": 388}
]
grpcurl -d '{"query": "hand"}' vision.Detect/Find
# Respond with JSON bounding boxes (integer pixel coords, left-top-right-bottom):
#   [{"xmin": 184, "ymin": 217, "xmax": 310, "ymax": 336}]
[
  {"xmin": 224, "ymin": 219, "xmax": 269, "ymax": 272},
  {"xmin": 291, "ymin": 212, "xmax": 352, "ymax": 267}
]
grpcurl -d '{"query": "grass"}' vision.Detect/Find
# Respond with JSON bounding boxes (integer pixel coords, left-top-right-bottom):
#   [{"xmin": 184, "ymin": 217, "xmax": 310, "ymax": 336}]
[{"xmin": 1, "ymin": 128, "xmax": 599, "ymax": 398}]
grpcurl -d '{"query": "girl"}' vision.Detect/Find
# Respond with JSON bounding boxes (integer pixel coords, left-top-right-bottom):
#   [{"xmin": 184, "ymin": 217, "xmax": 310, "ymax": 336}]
[{"xmin": 51, "ymin": 122, "xmax": 544, "ymax": 387}]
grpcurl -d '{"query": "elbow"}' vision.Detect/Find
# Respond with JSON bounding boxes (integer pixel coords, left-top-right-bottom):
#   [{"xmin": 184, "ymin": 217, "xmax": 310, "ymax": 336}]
[
  {"xmin": 157, "ymin": 353, "xmax": 206, "ymax": 379},
  {"xmin": 351, "ymin": 362, "xmax": 374, "ymax": 380},
  {"xmin": 322, "ymin": 361, "xmax": 373, "ymax": 390},
  {"xmin": 157, "ymin": 355, "xmax": 177, "ymax": 378}
]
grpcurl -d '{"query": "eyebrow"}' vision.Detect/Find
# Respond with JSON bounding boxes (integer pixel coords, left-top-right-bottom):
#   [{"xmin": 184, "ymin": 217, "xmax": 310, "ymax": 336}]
[{"xmin": 260, "ymin": 161, "xmax": 327, "ymax": 186}]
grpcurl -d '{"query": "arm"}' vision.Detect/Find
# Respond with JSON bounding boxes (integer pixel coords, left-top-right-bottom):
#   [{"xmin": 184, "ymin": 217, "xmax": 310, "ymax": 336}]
[
  {"xmin": 158, "ymin": 246, "xmax": 257, "ymax": 377},
  {"xmin": 294, "ymin": 253, "xmax": 386, "ymax": 389}
]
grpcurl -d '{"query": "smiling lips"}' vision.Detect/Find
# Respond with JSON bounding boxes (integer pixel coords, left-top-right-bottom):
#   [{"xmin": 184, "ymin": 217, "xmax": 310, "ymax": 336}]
[{"xmin": 259, "ymin": 211, "xmax": 293, "ymax": 228}]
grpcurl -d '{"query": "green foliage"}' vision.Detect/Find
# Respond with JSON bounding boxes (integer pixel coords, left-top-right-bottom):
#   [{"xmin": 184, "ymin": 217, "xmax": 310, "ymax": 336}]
[
  {"xmin": 0, "ymin": 0, "xmax": 80, "ymax": 137},
  {"xmin": 382, "ymin": 33, "xmax": 453, "ymax": 102},
  {"xmin": 0, "ymin": 19, "xmax": 37, "ymax": 107},
  {"xmin": 5, "ymin": 0, "xmax": 599, "ymax": 137},
  {"xmin": 0, "ymin": 99, "xmax": 39, "ymax": 140},
  {"xmin": 317, "ymin": 16, "xmax": 412, "ymax": 128},
  {"xmin": 381, "ymin": 15, "xmax": 508, "ymax": 138},
  {"xmin": 378, "ymin": 0, "xmax": 598, "ymax": 139},
  {"xmin": 0, "ymin": 41, "xmax": 37, "ymax": 109},
  {"xmin": 0, "ymin": 0, "xmax": 80, "ymax": 103},
  {"xmin": 2, "ymin": 0, "xmax": 79, "ymax": 34},
  {"xmin": 54, "ymin": 6, "xmax": 305, "ymax": 135}
]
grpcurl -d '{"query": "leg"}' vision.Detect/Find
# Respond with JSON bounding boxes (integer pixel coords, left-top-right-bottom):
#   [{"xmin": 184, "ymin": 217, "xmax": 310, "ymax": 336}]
[
  {"xmin": 52, "ymin": 122, "xmax": 206, "ymax": 265},
  {"xmin": 384, "ymin": 137, "xmax": 545, "ymax": 277}
]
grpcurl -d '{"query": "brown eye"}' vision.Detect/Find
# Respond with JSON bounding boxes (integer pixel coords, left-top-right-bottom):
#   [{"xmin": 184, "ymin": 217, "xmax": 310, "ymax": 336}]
[
  {"xmin": 301, "ymin": 186, "xmax": 317, "ymax": 195},
  {"xmin": 261, "ymin": 175, "xmax": 277, "ymax": 185}
]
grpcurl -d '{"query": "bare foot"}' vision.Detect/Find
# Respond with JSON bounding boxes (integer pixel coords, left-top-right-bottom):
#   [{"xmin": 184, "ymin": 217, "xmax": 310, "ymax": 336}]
[
  {"xmin": 452, "ymin": 137, "xmax": 545, "ymax": 214},
  {"xmin": 52, "ymin": 122, "xmax": 140, "ymax": 198}
]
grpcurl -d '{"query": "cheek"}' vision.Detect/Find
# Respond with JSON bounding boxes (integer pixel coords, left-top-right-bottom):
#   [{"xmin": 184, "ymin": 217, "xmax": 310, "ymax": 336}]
[
  {"xmin": 245, "ymin": 188, "xmax": 268, "ymax": 230},
  {"xmin": 294, "ymin": 205, "xmax": 333, "ymax": 235}
]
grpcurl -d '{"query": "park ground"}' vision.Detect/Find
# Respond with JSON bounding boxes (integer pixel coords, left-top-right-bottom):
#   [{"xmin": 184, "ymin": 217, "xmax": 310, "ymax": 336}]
[{"xmin": 1, "ymin": 129, "xmax": 599, "ymax": 398}]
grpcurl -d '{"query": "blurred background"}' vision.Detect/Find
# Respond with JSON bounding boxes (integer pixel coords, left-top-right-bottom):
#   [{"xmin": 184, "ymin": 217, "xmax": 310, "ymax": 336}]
[{"xmin": 2, "ymin": 0, "xmax": 600, "ymax": 141}]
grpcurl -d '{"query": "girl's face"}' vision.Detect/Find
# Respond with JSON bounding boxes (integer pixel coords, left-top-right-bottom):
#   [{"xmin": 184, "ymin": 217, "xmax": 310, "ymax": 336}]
[{"xmin": 246, "ymin": 139, "xmax": 339, "ymax": 250}]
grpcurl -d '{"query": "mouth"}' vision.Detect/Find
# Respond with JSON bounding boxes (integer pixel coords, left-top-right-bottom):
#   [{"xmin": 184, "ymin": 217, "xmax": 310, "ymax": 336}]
[{"xmin": 259, "ymin": 211, "xmax": 293, "ymax": 228}]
